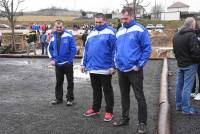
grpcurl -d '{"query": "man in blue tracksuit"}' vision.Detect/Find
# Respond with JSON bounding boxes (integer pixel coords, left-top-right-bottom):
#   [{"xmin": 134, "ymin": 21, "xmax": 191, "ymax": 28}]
[
  {"xmin": 48, "ymin": 20, "xmax": 77, "ymax": 106},
  {"xmin": 81, "ymin": 13, "xmax": 116, "ymax": 122},
  {"xmin": 113, "ymin": 7, "xmax": 151, "ymax": 134}
]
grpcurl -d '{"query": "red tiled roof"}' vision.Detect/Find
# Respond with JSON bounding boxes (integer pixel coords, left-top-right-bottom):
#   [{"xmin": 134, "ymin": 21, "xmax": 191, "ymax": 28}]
[{"xmin": 168, "ymin": 2, "xmax": 189, "ymax": 9}]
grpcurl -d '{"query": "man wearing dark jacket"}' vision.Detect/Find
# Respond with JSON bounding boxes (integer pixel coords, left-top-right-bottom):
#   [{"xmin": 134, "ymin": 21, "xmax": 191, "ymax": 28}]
[
  {"xmin": 26, "ymin": 28, "xmax": 37, "ymax": 56},
  {"xmin": 81, "ymin": 29, "xmax": 88, "ymax": 47},
  {"xmin": 173, "ymin": 17, "xmax": 200, "ymax": 114},
  {"xmin": 0, "ymin": 31, "xmax": 2, "ymax": 46}
]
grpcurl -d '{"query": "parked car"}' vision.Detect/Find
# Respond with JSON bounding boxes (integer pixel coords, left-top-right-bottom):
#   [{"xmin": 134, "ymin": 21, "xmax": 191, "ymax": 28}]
[
  {"xmin": 0, "ymin": 24, "xmax": 10, "ymax": 29},
  {"xmin": 155, "ymin": 24, "xmax": 164, "ymax": 29},
  {"xmin": 155, "ymin": 28, "xmax": 164, "ymax": 33},
  {"xmin": 146, "ymin": 24, "xmax": 155, "ymax": 29},
  {"xmin": 15, "ymin": 25, "xmax": 27, "ymax": 30}
]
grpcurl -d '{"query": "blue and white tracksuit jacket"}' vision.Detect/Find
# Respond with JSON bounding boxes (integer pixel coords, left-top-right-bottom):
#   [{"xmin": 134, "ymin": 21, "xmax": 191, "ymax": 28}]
[
  {"xmin": 81, "ymin": 25, "xmax": 116, "ymax": 74},
  {"xmin": 48, "ymin": 29, "xmax": 77, "ymax": 65},
  {"xmin": 115, "ymin": 20, "xmax": 152, "ymax": 72}
]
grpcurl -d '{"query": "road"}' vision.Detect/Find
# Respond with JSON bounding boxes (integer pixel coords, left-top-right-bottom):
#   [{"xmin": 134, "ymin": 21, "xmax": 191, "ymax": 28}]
[{"xmin": 0, "ymin": 58, "xmax": 162, "ymax": 134}]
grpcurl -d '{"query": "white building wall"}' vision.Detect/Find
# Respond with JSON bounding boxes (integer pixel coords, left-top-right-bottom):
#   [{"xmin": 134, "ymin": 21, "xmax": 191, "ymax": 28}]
[
  {"xmin": 161, "ymin": 12, "xmax": 180, "ymax": 21},
  {"xmin": 167, "ymin": 7, "xmax": 189, "ymax": 12},
  {"xmin": 86, "ymin": 14, "xmax": 94, "ymax": 18}
]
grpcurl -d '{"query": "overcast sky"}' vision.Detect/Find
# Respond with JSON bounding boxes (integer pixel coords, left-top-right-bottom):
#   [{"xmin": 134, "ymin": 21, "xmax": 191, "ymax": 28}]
[{"xmin": 20, "ymin": 0, "xmax": 200, "ymax": 12}]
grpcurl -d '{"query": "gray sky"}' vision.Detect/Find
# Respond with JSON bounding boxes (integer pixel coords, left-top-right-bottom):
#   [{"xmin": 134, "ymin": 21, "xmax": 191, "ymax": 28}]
[{"xmin": 20, "ymin": 0, "xmax": 200, "ymax": 12}]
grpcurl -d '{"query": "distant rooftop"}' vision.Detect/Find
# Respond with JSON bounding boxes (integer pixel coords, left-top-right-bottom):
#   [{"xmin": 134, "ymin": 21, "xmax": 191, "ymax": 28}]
[{"xmin": 168, "ymin": 2, "xmax": 189, "ymax": 9}]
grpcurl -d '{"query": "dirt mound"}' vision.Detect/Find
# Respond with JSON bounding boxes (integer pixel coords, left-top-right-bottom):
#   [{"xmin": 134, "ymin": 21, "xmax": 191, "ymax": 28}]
[
  {"xmin": 151, "ymin": 29, "xmax": 175, "ymax": 47},
  {"xmin": 75, "ymin": 35, "xmax": 84, "ymax": 56}
]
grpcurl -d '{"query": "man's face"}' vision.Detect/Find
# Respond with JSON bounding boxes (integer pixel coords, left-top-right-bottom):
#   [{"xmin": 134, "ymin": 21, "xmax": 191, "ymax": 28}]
[
  {"xmin": 55, "ymin": 22, "xmax": 64, "ymax": 33},
  {"xmin": 95, "ymin": 18, "xmax": 105, "ymax": 26},
  {"xmin": 121, "ymin": 11, "xmax": 133, "ymax": 24}
]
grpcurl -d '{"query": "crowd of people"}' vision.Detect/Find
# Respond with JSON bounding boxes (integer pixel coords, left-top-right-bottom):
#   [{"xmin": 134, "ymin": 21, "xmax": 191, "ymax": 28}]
[
  {"xmin": 9, "ymin": 6, "xmax": 200, "ymax": 134},
  {"xmin": 25, "ymin": 23, "xmax": 52, "ymax": 56},
  {"xmin": 24, "ymin": 16, "xmax": 123, "ymax": 56},
  {"xmin": 44, "ymin": 7, "xmax": 200, "ymax": 134}
]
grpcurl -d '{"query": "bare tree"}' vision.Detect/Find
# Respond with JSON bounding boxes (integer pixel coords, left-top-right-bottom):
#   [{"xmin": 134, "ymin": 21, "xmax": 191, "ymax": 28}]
[
  {"xmin": 123, "ymin": 0, "xmax": 150, "ymax": 19},
  {"xmin": 47, "ymin": 6, "xmax": 57, "ymax": 16},
  {"xmin": 151, "ymin": 3, "xmax": 164, "ymax": 19},
  {"xmin": 0, "ymin": 0, "xmax": 25, "ymax": 51},
  {"xmin": 80, "ymin": 9, "xmax": 87, "ymax": 17},
  {"xmin": 124, "ymin": 0, "xmax": 130, "ymax": 7},
  {"xmin": 102, "ymin": 8, "xmax": 111, "ymax": 14}
]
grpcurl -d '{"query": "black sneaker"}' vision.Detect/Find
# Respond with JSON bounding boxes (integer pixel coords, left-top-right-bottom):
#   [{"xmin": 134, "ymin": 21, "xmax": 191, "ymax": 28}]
[
  {"xmin": 66, "ymin": 100, "xmax": 73, "ymax": 106},
  {"xmin": 137, "ymin": 123, "xmax": 146, "ymax": 134},
  {"xmin": 113, "ymin": 118, "xmax": 129, "ymax": 127},
  {"xmin": 50, "ymin": 99, "xmax": 63, "ymax": 105}
]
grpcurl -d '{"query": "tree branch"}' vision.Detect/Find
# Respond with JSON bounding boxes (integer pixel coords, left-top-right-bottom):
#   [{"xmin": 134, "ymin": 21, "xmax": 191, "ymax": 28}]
[
  {"xmin": 14, "ymin": 0, "xmax": 25, "ymax": 16},
  {"xmin": 125, "ymin": 0, "xmax": 130, "ymax": 6}
]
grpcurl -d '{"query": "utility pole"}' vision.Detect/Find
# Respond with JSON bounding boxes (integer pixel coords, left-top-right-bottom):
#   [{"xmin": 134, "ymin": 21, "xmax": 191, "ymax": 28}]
[
  {"xmin": 155, "ymin": 0, "xmax": 157, "ymax": 19},
  {"xmin": 133, "ymin": 0, "xmax": 136, "ymax": 19},
  {"xmin": 11, "ymin": 0, "xmax": 15, "ymax": 51},
  {"xmin": 73, "ymin": 0, "xmax": 77, "ymax": 10},
  {"xmin": 164, "ymin": 0, "xmax": 166, "ymax": 20}
]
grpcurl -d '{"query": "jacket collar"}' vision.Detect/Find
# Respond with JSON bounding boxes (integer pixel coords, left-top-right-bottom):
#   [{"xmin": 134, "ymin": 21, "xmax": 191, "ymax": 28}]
[{"xmin": 123, "ymin": 20, "xmax": 136, "ymax": 29}]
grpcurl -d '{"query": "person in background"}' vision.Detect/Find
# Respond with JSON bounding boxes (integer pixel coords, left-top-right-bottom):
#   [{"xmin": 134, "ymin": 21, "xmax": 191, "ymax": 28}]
[
  {"xmin": 81, "ymin": 28, "xmax": 89, "ymax": 47},
  {"xmin": 40, "ymin": 29, "xmax": 48, "ymax": 55},
  {"xmin": 191, "ymin": 66, "xmax": 200, "ymax": 100},
  {"xmin": 48, "ymin": 20, "xmax": 77, "ymax": 106},
  {"xmin": 26, "ymin": 27, "xmax": 37, "ymax": 56},
  {"xmin": 116, "ymin": 18, "xmax": 122, "ymax": 31},
  {"xmin": 81, "ymin": 13, "xmax": 116, "ymax": 122},
  {"xmin": 191, "ymin": 22, "xmax": 200, "ymax": 100},
  {"xmin": 173, "ymin": 17, "xmax": 200, "ymax": 115},
  {"xmin": 0, "ymin": 31, "xmax": 2, "ymax": 47},
  {"xmin": 112, "ymin": 7, "xmax": 151, "ymax": 134}
]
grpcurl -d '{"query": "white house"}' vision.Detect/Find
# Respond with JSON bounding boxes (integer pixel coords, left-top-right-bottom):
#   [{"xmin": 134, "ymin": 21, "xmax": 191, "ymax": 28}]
[
  {"xmin": 167, "ymin": 2, "xmax": 189, "ymax": 12},
  {"xmin": 86, "ymin": 14, "xmax": 94, "ymax": 18},
  {"xmin": 161, "ymin": 1, "xmax": 190, "ymax": 21},
  {"xmin": 161, "ymin": 11, "xmax": 180, "ymax": 21}
]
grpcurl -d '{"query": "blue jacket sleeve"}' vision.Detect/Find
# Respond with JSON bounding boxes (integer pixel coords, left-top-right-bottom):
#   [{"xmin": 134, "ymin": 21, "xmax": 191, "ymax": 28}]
[
  {"xmin": 109, "ymin": 34, "xmax": 117, "ymax": 68},
  {"xmin": 48, "ymin": 39, "xmax": 54, "ymax": 60},
  {"xmin": 138, "ymin": 29, "xmax": 152, "ymax": 68},
  {"xmin": 81, "ymin": 40, "xmax": 88, "ymax": 67},
  {"xmin": 69, "ymin": 35, "xmax": 77, "ymax": 61}
]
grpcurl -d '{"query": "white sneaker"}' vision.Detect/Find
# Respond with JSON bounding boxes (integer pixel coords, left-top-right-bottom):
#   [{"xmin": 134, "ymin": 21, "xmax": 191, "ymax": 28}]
[
  {"xmin": 191, "ymin": 93, "xmax": 197, "ymax": 98},
  {"xmin": 66, "ymin": 100, "xmax": 73, "ymax": 106},
  {"xmin": 194, "ymin": 93, "xmax": 200, "ymax": 100}
]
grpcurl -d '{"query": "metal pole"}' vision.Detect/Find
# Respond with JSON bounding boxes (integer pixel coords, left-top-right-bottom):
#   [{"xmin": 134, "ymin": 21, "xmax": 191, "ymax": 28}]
[{"xmin": 155, "ymin": 0, "xmax": 157, "ymax": 19}]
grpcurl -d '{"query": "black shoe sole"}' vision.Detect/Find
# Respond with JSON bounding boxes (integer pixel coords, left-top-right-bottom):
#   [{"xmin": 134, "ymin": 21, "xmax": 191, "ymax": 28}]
[
  {"xmin": 113, "ymin": 122, "xmax": 129, "ymax": 127},
  {"xmin": 50, "ymin": 101, "xmax": 63, "ymax": 105},
  {"xmin": 66, "ymin": 104, "xmax": 73, "ymax": 106}
]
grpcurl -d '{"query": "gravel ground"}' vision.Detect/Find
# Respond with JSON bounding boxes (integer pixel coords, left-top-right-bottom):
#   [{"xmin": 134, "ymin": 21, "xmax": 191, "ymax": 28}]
[
  {"xmin": 0, "ymin": 58, "xmax": 162, "ymax": 134},
  {"xmin": 168, "ymin": 59, "xmax": 200, "ymax": 134}
]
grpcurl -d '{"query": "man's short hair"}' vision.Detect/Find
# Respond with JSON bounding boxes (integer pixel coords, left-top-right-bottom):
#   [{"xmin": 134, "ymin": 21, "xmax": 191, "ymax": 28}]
[
  {"xmin": 183, "ymin": 17, "xmax": 195, "ymax": 29},
  {"xmin": 121, "ymin": 7, "xmax": 134, "ymax": 17},
  {"xmin": 55, "ymin": 19, "xmax": 64, "ymax": 25},
  {"xmin": 95, "ymin": 13, "xmax": 105, "ymax": 20}
]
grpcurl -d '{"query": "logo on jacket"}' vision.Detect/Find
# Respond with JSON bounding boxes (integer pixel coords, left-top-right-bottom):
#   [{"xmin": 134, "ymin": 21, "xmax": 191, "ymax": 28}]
[
  {"xmin": 63, "ymin": 39, "xmax": 68, "ymax": 44},
  {"xmin": 98, "ymin": 34, "xmax": 106, "ymax": 40},
  {"xmin": 129, "ymin": 34, "xmax": 136, "ymax": 41}
]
